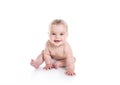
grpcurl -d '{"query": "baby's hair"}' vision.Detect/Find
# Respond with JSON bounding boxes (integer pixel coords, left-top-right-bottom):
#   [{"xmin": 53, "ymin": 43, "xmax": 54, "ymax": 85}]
[{"xmin": 49, "ymin": 19, "xmax": 68, "ymax": 32}]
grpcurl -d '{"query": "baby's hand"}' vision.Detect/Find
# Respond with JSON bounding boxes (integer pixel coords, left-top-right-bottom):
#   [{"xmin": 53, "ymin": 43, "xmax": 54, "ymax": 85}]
[
  {"xmin": 65, "ymin": 69, "xmax": 76, "ymax": 76},
  {"xmin": 43, "ymin": 64, "xmax": 53, "ymax": 70}
]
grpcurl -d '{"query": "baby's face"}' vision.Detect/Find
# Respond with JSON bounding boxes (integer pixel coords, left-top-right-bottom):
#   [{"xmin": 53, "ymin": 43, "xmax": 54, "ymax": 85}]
[{"xmin": 49, "ymin": 24, "xmax": 68, "ymax": 46}]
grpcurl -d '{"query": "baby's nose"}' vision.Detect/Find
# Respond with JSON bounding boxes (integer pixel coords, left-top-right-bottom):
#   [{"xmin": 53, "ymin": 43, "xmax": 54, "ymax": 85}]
[{"xmin": 55, "ymin": 35, "xmax": 60, "ymax": 38}]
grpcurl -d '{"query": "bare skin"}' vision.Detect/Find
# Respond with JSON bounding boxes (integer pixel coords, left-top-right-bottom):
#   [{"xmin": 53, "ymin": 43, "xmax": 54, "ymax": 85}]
[
  {"xmin": 30, "ymin": 21, "xmax": 76, "ymax": 76},
  {"xmin": 31, "ymin": 41, "xmax": 76, "ymax": 76}
]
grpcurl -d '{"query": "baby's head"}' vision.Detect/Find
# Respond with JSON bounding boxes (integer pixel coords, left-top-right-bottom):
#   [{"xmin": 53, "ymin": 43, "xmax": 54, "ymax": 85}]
[{"xmin": 49, "ymin": 19, "xmax": 68, "ymax": 46}]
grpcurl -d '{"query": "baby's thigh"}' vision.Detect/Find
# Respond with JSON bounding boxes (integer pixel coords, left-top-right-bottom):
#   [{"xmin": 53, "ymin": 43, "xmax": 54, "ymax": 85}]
[
  {"xmin": 57, "ymin": 59, "xmax": 65, "ymax": 63},
  {"xmin": 54, "ymin": 59, "xmax": 66, "ymax": 65}
]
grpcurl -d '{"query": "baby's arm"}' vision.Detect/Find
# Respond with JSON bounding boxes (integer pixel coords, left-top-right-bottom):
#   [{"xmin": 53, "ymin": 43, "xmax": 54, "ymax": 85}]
[
  {"xmin": 43, "ymin": 42, "xmax": 53, "ymax": 70},
  {"xmin": 65, "ymin": 57, "xmax": 75, "ymax": 75},
  {"xmin": 43, "ymin": 51, "xmax": 53, "ymax": 69},
  {"xmin": 64, "ymin": 43, "xmax": 76, "ymax": 75},
  {"xmin": 30, "ymin": 40, "xmax": 52, "ymax": 69}
]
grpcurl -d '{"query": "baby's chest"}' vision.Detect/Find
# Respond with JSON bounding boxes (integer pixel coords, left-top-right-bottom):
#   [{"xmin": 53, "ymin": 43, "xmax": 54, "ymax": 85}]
[{"xmin": 49, "ymin": 47, "xmax": 64, "ymax": 57}]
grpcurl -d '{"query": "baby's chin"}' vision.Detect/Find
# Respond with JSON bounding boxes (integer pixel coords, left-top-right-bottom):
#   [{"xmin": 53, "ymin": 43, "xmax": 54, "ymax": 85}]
[
  {"xmin": 54, "ymin": 43, "xmax": 62, "ymax": 46},
  {"xmin": 53, "ymin": 43, "xmax": 63, "ymax": 46},
  {"xmin": 50, "ymin": 41, "xmax": 64, "ymax": 46}
]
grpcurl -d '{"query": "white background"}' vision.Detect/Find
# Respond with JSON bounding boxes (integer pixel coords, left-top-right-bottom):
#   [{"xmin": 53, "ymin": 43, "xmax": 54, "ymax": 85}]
[{"xmin": 0, "ymin": 0, "xmax": 120, "ymax": 85}]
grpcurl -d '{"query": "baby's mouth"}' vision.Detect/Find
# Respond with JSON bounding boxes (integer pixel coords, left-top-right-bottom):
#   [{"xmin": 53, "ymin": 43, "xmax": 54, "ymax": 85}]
[{"xmin": 54, "ymin": 40, "xmax": 61, "ymax": 43}]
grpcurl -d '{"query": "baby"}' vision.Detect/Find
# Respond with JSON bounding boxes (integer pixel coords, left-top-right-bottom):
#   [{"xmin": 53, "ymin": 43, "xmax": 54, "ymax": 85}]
[{"xmin": 30, "ymin": 19, "xmax": 76, "ymax": 76}]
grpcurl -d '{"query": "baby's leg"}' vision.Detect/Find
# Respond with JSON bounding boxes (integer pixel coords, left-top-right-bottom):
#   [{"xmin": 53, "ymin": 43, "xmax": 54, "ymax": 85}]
[
  {"xmin": 53, "ymin": 59, "xmax": 66, "ymax": 69},
  {"xmin": 30, "ymin": 51, "xmax": 44, "ymax": 69}
]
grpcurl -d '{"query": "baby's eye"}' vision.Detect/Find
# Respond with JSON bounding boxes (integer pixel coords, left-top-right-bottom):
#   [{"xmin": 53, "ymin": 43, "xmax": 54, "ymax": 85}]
[
  {"xmin": 60, "ymin": 33, "xmax": 64, "ymax": 35},
  {"xmin": 52, "ymin": 33, "xmax": 56, "ymax": 35}
]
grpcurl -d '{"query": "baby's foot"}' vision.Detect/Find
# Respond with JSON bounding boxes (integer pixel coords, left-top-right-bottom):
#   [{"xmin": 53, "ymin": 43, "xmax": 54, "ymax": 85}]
[
  {"xmin": 65, "ymin": 69, "xmax": 75, "ymax": 76},
  {"xmin": 30, "ymin": 59, "xmax": 39, "ymax": 69},
  {"xmin": 52, "ymin": 63, "xmax": 60, "ymax": 69},
  {"xmin": 43, "ymin": 64, "xmax": 53, "ymax": 70}
]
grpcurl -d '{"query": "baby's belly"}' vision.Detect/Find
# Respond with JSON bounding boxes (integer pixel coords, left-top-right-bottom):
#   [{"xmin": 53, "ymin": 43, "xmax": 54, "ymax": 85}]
[{"xmin": 51, "ymin": 54, "xmax": 65, "ymax": 60}]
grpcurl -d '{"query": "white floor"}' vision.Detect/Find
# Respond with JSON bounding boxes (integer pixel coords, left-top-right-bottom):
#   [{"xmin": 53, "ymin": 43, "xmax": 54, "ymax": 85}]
[{"xmin": 0, "ymin": 45, "xmax": 120, "ymax": 85}]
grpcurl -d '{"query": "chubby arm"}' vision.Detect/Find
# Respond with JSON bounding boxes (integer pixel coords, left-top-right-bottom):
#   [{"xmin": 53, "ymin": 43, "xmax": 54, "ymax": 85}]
[
  {"xmin": 64, "ymin": 42, "xmax": 76, "ymax": 75},
  {"xmin": 43, "ymin": 41, "xmax": 52, "ymax": 69}
]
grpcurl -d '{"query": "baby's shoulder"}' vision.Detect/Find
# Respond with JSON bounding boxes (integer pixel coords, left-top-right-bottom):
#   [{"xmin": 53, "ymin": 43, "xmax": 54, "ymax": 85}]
[
  {"xmin": 45, "ymin": 40, "xmax": 50, "ymax": 45},
  {"xmin": 44, "ymin": 40, "xmax": 50, "ymax": 49},
  {"xmin": 64, "ymin": 41, "xmax": 70, "ymax": 46},
  {"xmin": 63, "ymin": 42, "xmax": 73, "ymax": 55},
  {"xmin": 64, "ymin": 42, "xmax": 71, "ymax": 49}
]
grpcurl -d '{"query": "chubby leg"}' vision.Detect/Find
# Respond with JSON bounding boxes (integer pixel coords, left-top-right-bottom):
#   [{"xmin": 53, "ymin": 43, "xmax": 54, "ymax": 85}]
[
  {"xmin": 30, "ymin": 51, "xmax": 44, "ymax": 69},
  {"xmin": 65, "ymin": 57, "xmax": 76, "ymax": 76},
  {"xmin": 52, "ymin": 59, "xmax": 66, "ymax": 69}
]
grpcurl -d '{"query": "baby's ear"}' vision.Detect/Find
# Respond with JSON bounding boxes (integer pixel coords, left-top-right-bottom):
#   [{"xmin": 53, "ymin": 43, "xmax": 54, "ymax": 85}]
[
  {"xmin": 48, "ymin": 32, "xmax": 50, "ymax": 35},
  {"xmin": 48, "ymin": 32, "xmax": 50, "ymax": 37},
  {"xmin": 66, "ymin": 32, "xmax": 68, "ymax": 36}
]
